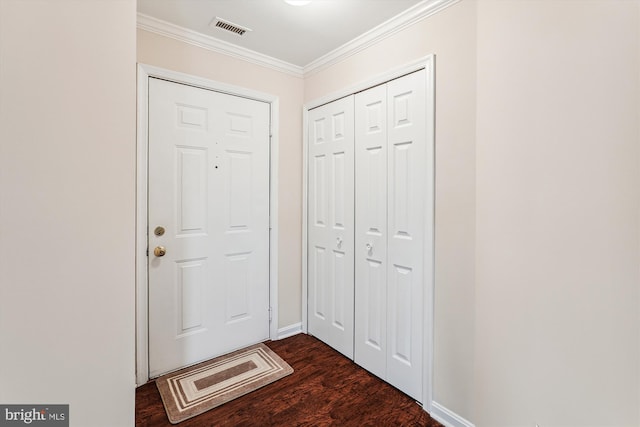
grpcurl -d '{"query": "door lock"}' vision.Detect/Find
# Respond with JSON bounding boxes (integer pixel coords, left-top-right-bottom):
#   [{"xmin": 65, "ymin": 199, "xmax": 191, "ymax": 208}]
[{"xmin": 154, "ymin": 246, "xmax": 167, "ymax": 257}]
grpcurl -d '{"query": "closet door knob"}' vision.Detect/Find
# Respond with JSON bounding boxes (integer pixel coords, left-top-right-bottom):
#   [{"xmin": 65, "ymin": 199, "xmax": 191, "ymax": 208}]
[
  {"xmin": 366, "ymin": 243, "xmax": 373, "ymax": 253},
  {"xmin": 336, "ymin": 237, "xmax": 343, "ymax": 247}
]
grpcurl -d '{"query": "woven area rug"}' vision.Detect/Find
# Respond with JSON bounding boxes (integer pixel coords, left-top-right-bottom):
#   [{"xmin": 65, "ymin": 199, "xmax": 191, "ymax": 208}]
[{"xmin": 156, "ymin": 343, "xmax": 293, "ymax": 424}]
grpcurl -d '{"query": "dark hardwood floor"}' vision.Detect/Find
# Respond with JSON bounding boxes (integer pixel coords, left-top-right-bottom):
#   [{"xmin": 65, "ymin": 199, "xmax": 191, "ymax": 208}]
[{"xmin": 136, "ymin": 333, "xmax": 442, "ymax": 426}]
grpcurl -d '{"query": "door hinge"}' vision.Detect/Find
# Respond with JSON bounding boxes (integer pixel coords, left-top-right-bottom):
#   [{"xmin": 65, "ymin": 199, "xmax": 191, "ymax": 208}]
[
  {"xmin": 146, "ymin": 247, "xmax": 149, "ymax": 257},
  {"xmin": 268, "ymin": 307, "xmax": 273, "ymax": 322}
]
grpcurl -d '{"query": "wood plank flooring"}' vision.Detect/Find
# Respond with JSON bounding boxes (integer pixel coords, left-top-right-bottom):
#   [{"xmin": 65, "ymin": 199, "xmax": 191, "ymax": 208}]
[{"xmin": 136, "ymin": 333, "xmax": 442, "ymax": 426}]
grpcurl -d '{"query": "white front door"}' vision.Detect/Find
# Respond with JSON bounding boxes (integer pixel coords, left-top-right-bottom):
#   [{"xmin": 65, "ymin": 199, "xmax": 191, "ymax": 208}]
[
  {"xmin": 307, "ymin": 96, "xmax": 355, "ymax": 358},
  {"xmin": 148, "ymin": 77, "xmax": 270, "ymax": 377}
]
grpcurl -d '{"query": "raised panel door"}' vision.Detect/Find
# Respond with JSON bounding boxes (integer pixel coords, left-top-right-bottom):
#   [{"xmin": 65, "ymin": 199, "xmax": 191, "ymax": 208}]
[
  {"xmin": 148, "ymin": 78, "xmax": 270, "ymax": 377},
  {"xmin": 307, "ymin": 96, "xmax": 355, "ymax": 358},
  {"xmin": 355, "ymin": 84, "xmax": 388, "ymax": 379},
  {"xmin": 386, "ymin": 70, "xmax": 426, "ymax": 400}
]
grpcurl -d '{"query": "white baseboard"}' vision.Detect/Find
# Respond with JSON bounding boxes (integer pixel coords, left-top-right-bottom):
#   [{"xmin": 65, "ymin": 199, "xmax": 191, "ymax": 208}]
[
  {"xmin": 430, "ymin": 401, "xmax": 474, "ymax": 427},
  {"xmin": 277, "ymin": 322, "xmax": 302, "ymax": 339}
]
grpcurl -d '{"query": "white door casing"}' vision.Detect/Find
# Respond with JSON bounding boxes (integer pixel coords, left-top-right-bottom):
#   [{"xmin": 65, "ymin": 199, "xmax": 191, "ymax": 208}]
[
  {"xmin": 307, "ymin": 96, "xmax": 355, "ymax": 358},
  {"xmin": 148, "ymin": 77, "xmax": 270, "ymax": 377}
]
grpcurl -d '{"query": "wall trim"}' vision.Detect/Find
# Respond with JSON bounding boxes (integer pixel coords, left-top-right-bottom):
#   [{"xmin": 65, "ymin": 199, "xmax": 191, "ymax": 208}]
[
  {"xmin": 137, "ymin": 13, "xmax": 304, "ymax": 78},
  {"xmin": 136, "ymin": 0, "xmax": 460, "ymax": 79},
  {"xmin": 136, "ymin": 63, "xmax": 280, "ymax": 386},
  {"xmin": 430, "ymin": 402, "xmax": 475, "ymax": 427},
  {"xmin": 301, "ymin": 106, "xmax": 309, "ymax": 335},
  {"xmin": 303, "ymin": 0, "xmax": 459, "ymax": 76},
  {"xmin": 302, "ymin": 54, "xmax": 435, "ymax": 412},
  {"xmin": 277, "ymin": 323, "xmax": 303, "ymax": 340}
]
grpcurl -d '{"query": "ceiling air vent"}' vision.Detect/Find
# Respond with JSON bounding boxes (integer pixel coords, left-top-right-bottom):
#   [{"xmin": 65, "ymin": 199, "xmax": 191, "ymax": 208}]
[{"xmin": 210, "ymin": 17, "xmax": 252, "ymax": 37}]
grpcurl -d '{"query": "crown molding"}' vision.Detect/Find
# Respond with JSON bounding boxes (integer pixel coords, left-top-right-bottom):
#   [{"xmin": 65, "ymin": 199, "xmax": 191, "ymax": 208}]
[
  {"xmin": 137, "ymin": 0, "xmax": 460, "ymax": 80},
  {"xmin": 302, "ymin": 0, "xmax": 460, "ymax": 76},
  {"xmin": 137, "ymin": 13, "xmax": 304, "ymax": 78}
]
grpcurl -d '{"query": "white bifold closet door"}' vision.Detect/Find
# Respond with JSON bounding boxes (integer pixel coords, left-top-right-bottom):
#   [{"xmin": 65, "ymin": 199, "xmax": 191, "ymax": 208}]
[
  {"xmin": 307, "ymin": 96, "xmax": 355, "ymax": 359},
  {"xmin": 354, "ymin": 70, "xmax": 426, "ymax": 400}
]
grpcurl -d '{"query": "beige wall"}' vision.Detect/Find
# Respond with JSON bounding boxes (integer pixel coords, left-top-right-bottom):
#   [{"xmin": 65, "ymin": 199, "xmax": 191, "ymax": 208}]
[
  {"xmin": 137, "ymin": 30, "xmax": 305, "ymax": 328},
  {"xmin": 475, "ymin": 1, "xmax": 640, "ymax": 426},
  {"xmin": 0, "ymin": 1, "xmax": 137, "ymax": 426},
  {"xmin": 305, "ymin": 2, "xmax": 478, "ymax": 420}
]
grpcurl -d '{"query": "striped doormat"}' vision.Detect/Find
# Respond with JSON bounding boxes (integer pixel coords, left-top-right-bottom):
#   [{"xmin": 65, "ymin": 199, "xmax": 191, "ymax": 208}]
[{"xmin": 155, "ymin": 343, "xmax": 293, "ymax": 424}]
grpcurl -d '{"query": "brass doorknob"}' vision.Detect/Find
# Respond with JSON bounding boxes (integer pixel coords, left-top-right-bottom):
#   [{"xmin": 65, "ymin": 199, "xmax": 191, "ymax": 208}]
[{"xmin": 154, "ymin": 246, "xmax": 167, "ymax": 257}]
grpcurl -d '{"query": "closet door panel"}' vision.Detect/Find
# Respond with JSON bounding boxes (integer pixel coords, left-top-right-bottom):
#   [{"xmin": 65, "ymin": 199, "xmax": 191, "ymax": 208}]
[
  {"xmin": 309, "ymin": 68, "xmax": 428, "ymax": 401},
  {"xmin": 355, "ymin": 85, "xmax": 388, "ymax": 378},
  {"xmin": 307, "ymin": 96, "xmax": 355, "ymax": 359},
  {"xmin": 308, "ymin": 115, "xmax": 329, "ymax": 344},
  {"xmin": 386, "ymin": 70, "xmax": 426, "ymax": 401}
]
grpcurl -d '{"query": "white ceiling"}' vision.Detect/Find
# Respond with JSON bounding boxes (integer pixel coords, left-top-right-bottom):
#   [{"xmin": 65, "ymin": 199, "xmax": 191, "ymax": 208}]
[{"xmin": 137, "ymin": 0, "xmax": 424, "ymax": 68}]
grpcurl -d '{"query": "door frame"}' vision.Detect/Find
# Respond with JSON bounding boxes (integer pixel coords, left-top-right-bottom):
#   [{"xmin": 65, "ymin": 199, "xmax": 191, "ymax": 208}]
[
  {"xmin": 301, "ymin": 55, "xmax": 435, "ymax": 412},
  {"xmin": 136, "ymin": 64, "xmax": 280, "ymax": 386}
]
